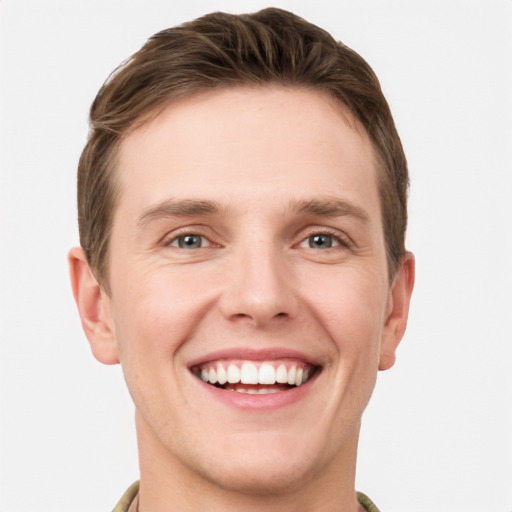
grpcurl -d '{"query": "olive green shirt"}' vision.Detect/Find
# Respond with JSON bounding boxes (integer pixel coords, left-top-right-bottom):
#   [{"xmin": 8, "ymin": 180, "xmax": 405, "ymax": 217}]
[{"xmin": 112, "ymin": 481, "xmax": 381, "ymax": 512}]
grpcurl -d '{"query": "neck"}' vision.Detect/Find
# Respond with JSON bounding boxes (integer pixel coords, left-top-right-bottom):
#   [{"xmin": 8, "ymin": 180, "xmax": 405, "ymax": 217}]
[{"xmin": 135, "ymin": 410, "xmax": 364, "ymax": 512}]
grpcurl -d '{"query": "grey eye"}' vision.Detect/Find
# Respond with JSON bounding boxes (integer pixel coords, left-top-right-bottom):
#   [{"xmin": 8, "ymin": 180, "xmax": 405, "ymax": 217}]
[
  {"xmin": 175, "ymin": 234, "xmax": 204, "ymax": 248},
  {"xmin": 308, "ymin": 234, "xmax": 334, "ymax": 249}
]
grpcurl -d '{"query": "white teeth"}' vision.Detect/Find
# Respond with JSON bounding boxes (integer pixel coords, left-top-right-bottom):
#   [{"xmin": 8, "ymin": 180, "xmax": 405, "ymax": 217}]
[
  {"xmin": 226, "ymin": 387, "xmax": 285, "ymax": 394},
  {"xmin": 208, "ymin": 368, "xmax": 218, "ymax": 384},
  {"xmin": 195, "ymin": 361, "xmax": 315, "ymax": 388},
  {"xmin": 295, "ymin": 368, "xmax": 303, "ymax": 387},
  {"xmin": 287, "ymin": 366, "xmax": 296, "ymax": 385},
  {"xmin": 227, "ymin": 364, "xmax": 240, "ymax": 383},
  {"xmin": 258, "ymin": 388, "xmax": 280, "ymax": 394},
  {"xmin": 217, "ymin": 365, "xmax": 227, "ymax": 385},
  {"xmin": 276, "ymin": 364, "xmax": 288, "ymax": 383},
  {"xmin": 240, "ymin": 362, "xmax": 259, "ymax": 384},
  {"xmin": 258, "ymin": 363, "xmax": 276, "ymax": 385}
]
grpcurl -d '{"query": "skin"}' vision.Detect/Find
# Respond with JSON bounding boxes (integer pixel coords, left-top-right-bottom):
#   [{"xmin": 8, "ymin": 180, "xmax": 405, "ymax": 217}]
[{"xmin": 69, "ymin": 86, "xmax": 414, "ymax": 512}]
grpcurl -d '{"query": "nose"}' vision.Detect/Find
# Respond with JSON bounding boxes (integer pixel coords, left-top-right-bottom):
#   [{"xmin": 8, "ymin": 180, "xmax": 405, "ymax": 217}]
[{"xmin": 218, "ymin": 244, "xmax": 299, "ymax": 328}]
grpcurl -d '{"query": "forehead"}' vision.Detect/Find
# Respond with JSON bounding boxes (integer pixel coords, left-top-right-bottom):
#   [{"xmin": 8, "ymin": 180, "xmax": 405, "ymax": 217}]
[{"xmin": 115, "ymin": 86, "xmax": 379, "ymax": 218}]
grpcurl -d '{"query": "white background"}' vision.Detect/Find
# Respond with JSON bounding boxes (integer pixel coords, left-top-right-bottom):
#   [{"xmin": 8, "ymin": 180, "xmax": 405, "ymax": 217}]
[{"xmin": 1, "ymin": 1, "xmax": 511, "ymax": 511}]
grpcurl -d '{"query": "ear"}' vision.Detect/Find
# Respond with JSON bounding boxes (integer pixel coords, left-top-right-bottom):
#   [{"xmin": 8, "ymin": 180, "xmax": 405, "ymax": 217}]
[
  {"xmin": 379, "ymin": 252, "xmax": 415, "ymax": 371},
  {"xmin": 68, "ymin": 246, "xmax": 119, "ymax": 365}
]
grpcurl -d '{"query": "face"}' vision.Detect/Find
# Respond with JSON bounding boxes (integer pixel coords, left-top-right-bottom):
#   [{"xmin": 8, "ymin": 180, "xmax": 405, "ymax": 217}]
[{"xmin": 89, "ymin": 87, "xmax": 410, "ymax": 493}]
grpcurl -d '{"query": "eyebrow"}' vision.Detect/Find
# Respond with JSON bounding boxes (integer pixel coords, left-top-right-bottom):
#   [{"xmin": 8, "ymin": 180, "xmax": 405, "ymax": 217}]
[
  {"xmin": 289, "ymin": 197, "xmax": 370, "ymax": 223},
  {"xmin": 137, "ymin": 196, "xmax": 370, "ymax": 228},
  {"xmin": 137, "ymin": 198, "xmax": 224, "ymax": 228}
]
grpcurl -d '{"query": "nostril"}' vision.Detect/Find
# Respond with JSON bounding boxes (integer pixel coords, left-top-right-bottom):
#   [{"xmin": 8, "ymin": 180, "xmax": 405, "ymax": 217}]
[{"xmin": 234, "ymin": 313, "xmax": 252, "ymax": 319}]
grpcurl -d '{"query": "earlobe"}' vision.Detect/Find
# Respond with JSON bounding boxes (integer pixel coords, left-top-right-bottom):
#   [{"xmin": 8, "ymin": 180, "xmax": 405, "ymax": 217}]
[
  {"xmin": 379, "ymin": 252, "xmax": 415, "ymax": 371},
  {"xmin": 68, "ymin": 247, "xmax": 119, "ymax": 365}
]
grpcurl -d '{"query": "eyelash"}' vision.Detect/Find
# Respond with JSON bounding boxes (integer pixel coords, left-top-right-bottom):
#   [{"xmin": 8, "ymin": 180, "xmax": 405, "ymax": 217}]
[
  {"xmin": 165, "ymin": 233, "xmax": 215, "ymax": 249},
  {"xmin": 297, "ymin": 228, "xmax": 352, "ymax": 250},
  {"xmin": 163, "ymin": 227, "xmax": 351, "ymax": 251}
]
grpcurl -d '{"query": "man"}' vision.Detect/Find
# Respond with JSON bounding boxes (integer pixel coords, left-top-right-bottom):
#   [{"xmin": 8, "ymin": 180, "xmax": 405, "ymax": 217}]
[{"xmin": 69, "ymin": 8, "xmax": 414, "ymax": 511}]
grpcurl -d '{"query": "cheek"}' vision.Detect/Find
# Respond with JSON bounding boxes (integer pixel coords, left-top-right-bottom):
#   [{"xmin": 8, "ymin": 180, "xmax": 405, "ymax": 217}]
[
  {"xmin": 302, "ymin": 264, "xmax": 387, "ymax": 410},
  {"xmin": 302, "ymin": 264, "xmax": 388, "ymax": 349},
  {"xmin": 110, "ymin": 264, "xmax": 220, "ymax": 361},
  {"xmin": 108, "ymin": 268, "xmax": 216, "ymax": 423}
]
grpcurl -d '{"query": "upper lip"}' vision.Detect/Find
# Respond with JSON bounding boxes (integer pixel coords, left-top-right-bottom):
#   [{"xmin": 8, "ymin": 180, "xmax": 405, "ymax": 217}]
[{"xmin": 187, "ymin": 347, "xmax": 323, "ymax": 369}]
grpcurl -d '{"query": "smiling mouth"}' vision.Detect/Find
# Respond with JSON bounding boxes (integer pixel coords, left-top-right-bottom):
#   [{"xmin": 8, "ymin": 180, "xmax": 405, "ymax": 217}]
[{"xmin": 191, "ymin": 360, "xmax": 318, "ymax": 394}]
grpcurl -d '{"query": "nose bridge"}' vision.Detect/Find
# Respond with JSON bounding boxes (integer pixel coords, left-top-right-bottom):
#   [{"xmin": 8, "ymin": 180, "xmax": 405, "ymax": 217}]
[{"xmin": 219, "ymin": 237, "xmax": 297, "ymax": 326}]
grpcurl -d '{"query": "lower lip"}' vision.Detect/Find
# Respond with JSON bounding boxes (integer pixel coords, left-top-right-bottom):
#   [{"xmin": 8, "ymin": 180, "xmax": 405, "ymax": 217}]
[{"xmin": 192, "ymin": 374, "xmax": 318, "ymax": 411}]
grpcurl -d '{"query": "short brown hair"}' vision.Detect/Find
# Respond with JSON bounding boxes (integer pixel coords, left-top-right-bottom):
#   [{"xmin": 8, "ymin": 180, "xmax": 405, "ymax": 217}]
[{"xmin": 77, "ymin": 7, "xmax": 409, "ymax": 289}]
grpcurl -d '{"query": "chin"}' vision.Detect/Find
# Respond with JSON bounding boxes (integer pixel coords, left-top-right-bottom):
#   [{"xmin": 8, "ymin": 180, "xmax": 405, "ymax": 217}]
[
  {"xmin": 197, "ymin": 455, "xmax": 318, "ymax": 496},
  {"xmin": 183, "ymin": 431, "xmax": 334, "ymax": 496}
]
